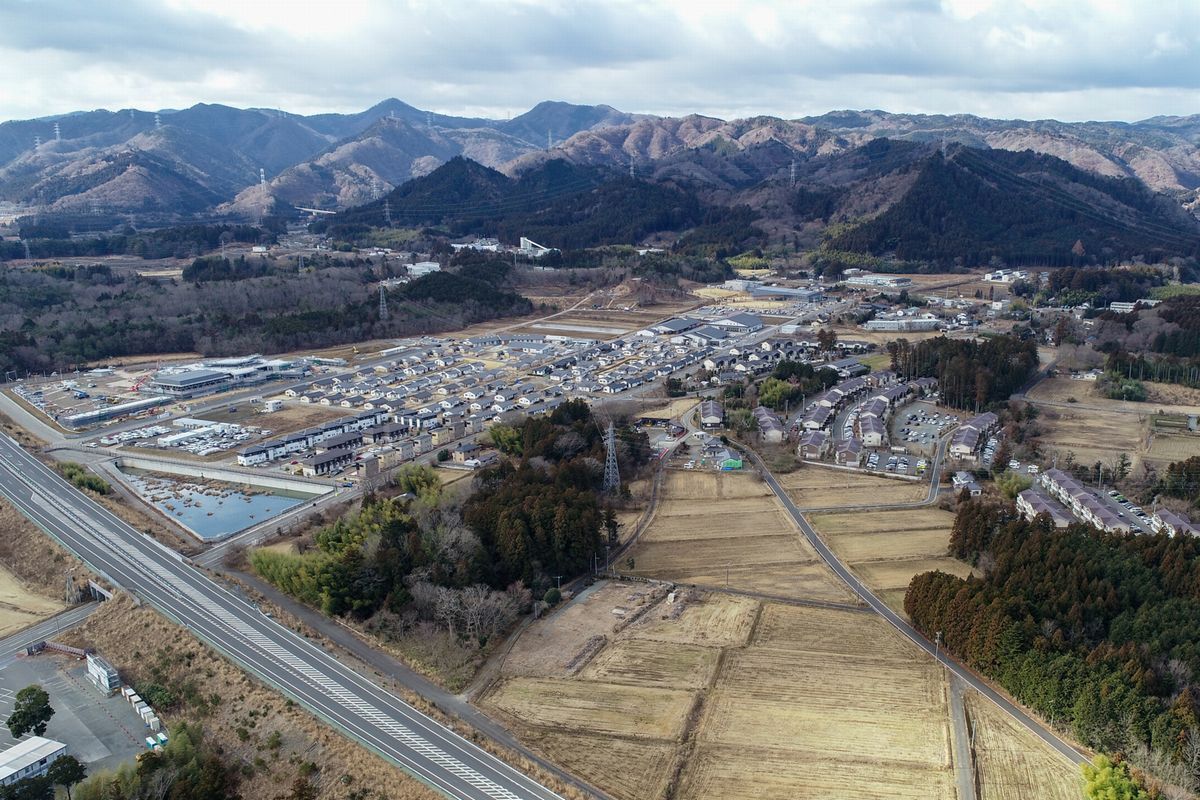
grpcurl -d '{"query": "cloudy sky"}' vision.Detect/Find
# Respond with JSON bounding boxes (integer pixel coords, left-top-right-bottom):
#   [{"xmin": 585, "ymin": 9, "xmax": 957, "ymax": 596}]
[{"xmin": 2, "ymin": 0, "xmax": 1198, "ymax": 123}]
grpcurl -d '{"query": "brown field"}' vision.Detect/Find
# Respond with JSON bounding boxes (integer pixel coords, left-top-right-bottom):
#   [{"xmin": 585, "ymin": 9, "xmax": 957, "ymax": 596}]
[
  {"xmin": 499, "ymin": 581, "xmax": 667, "ymax": 678},
  {"xmin": 679, "ymin": 745, "xmax": 955, "ymax": 800},
  {"xmin": 521, "ymin": 731, "xmax": 676, "ymax": 800},
  {"xmin": 627, "ymin": 593, "xmax": 759, "ymax": 648},
  {"xmin": 0, "ymin": 566, "xmax": 62, "ymax": 637},
  {"xmin": 966, "ymin": 692, "xmax": 1083, "ymax": 800},
  {"xmin": 579, "ymin": 637, "xmax": 720, "ymax": 689},
  {"xmin": 1145, "ymin": 433, "xmax": 1200, "ymax": 463},
  {"xmin": 1030, "ymin": 375, "xmax": 1200, "ymax": 414},
  {"xmin": 486, "ymin": 677, "xmax": 695, "ymax": 739},
  {"xmin": 1034, "ymin": 405, "xmax": 1150, "ymax": 468},
  {"xmin": 808, "ymin": 508, "xmax": 973, "ymax": 616},
  {"xmin": 777, "ymin": 467, "xmax": 928, "ymax": 508},
  {"xmin": 198, "ymin": 401, "xmax": 348, "ymax": 433},
  {"xmin": 627, "ymin": 471, "xmax": 857, "ymax": 603},
  {"xmin": 679, "ymin": 603, "xmax": 954, "ymax": 800},
  {"xmin": 636, "ymin": 398, "xmax": 699, "ymax": 422},
  {"xmin": 492, "ymin": 589, "xmax": 955, "ymax": 800}
]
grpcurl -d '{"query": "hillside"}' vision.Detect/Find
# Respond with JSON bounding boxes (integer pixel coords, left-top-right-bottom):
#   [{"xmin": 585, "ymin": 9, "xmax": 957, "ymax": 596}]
[
  {"xmin": 322, "ymin": 143, "xmax": 1200, "ymax": 266},
  {"xmin": 0, "ymin": 99, "xmax": 633, "ymax": 216}
]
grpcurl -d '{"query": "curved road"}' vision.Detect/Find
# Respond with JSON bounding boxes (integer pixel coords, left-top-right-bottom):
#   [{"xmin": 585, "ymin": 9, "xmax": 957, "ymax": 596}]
[
  {"xmin": 741, "ymin": 446, "xmax": 1090, "ymax": 768},
  {"xmin": 0, "ymin": 433, "xmax": 562, "ymax": 800}
]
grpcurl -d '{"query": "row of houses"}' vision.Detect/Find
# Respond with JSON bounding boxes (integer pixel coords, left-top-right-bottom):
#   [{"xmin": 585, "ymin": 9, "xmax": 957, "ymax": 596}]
[
  {"xmin": 1039, "ymin": 469, "xmax": 1132, "ymax": 533},
  {"xmin": 949, "ymin": 412, "xmax": 1000, "ymax": 460}
]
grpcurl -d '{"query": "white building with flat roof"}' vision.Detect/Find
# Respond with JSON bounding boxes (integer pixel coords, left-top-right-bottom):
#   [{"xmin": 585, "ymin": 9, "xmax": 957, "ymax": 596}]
[{"xmin": 0, "ymin": 737, "xmax": 67, "ymax": 786}]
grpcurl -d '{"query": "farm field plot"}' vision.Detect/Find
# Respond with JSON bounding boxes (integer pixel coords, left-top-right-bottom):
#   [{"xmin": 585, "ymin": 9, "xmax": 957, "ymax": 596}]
[
  {"xmin": 807, "ymin": 508, "xmax": 971, "ymax": 615},
  {"xmin": 628, "ymin": 593, "xmax": 759, "ymax": 648},
  {"xmin": 679, "ymin": 745, "xmax": 955, "ymax": 800},
  {"xmin": 811, "ymin": 508, "xmax": 955, "ymax": 562},
  {"xmin": 580, "ymin": 638, "xmax": 719, "ymax": 689},
  {"xmin": 966, "ymin": 692, "xmax": 1082, "ymax": 800},
  {"xmin": 499, "ymin": 581, "xmax": 665, "ymax": 678},
  {"xmin": 1035, "ymin": 406, "xmax": 1149, "ymax": 467},
  {"xmin": 1145, "ymin": 432, "xmax": 1200, "ymax": 463},
  {"xmin": 627, "ymin": 472, "xmax": 857, "ymax": 603},
  {"xmin": 520, "ymin": 731, "xmax": 676, "ymax": 800},
  {"xmin": 777, "ymin": 468, "xmax": 928, "ymax": 507},
  {"xmin": 485, "ymin": 677, "xmax": 694, "ymax": 739},
  {"xmin": 678, "ymin": 602, "xmax": 954, "ymax": 800},
  {"xmin": 198, "ymin": 401, "xmax": 346, "ymax": 433},
  {"xmin": 1029, "ymin": 375, "xmax": 1200, "ymax": 414}
]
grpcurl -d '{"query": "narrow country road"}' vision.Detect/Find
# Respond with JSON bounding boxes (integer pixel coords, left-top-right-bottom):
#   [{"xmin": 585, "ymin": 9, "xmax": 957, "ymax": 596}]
[{"xmin": 740, "ymin": 446, "xmax": 1091, "ymax": 769}]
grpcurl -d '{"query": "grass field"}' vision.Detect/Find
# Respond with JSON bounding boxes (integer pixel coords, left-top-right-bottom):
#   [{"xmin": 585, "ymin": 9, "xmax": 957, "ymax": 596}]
[
  {"xmin": 626, "ymin": 472, "xmax": 857, "ymax": 603},
  {"xmin": 521, "ymin": 731, "xmax": 676, "ymax": 800},
  {"xmin": 966, "ymin": 692, "xmax": 1083, "ymax": 800},
  {"xmin": 777, "ymin": 467, "xmax": 929, "ymax": 508},
  {"xmin": 808, "ymin": 508, "xmax": 973, "ymax": 616},
  {"xmin": 579, "ymin": 638, "xmax": 720, "ymax": 689}
]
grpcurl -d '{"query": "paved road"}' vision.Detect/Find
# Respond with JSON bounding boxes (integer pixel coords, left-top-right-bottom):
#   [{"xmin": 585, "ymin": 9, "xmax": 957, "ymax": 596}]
[
  {"xmin": 742, "ymin": 446, "xmax": 1091, "ymax": 769},
  {"xmin": 0, "ymin": 603, "xmax": 99, "ymax": 670},
  {"xmin": 0, "ymin": 433, "xmax": 562, "ymax": 800}
]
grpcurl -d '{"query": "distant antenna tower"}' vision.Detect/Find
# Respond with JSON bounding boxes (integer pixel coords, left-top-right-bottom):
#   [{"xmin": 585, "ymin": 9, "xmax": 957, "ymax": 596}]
[
  {"xmin": 789, "ymin": 158, "xmax": 797, "ymax": 187},
  {"xmin": 53, "ymin": 122, "xmax": 61, "ymax": 141},
  {"xmin": 378, "ymin": 284, "xmax": 389, "ymax": 321},
  {"xmin": 259, "ymin": 168, "xmax": 267, "ymax": 189},
  {"xmin": 602, "ymin": 421, "xmax": 621, "ymax": 493},
  {"xmin": 154, "ymin": 113, "xmax": 162, "ymax": 130},
  {"xmin": 383, "ymin": 199, "xmax": 392, "ymax": 227}
]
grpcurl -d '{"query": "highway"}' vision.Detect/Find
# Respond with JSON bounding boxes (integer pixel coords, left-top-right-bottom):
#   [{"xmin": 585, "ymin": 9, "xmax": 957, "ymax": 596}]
[
  {"xmin": 0, "ymin": 432, "xmax": 563, "ymax": 800},
  {"xmin": 742, "ymin": 445, "xmax": 1091, "ymax": 768}
]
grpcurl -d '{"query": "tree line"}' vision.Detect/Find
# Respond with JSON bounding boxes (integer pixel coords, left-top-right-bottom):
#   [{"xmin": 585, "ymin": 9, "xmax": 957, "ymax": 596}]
[
  {"xmin": 886, "ymin": 334, "xmax": 1039, "ymax": 410},
  {"xmin": 907, "ymin": 497, "xmax": 1200, "ymax": 794},
  {"xmin": 251, "ymin": 402, "xmax": 649, "ymax": 642}
]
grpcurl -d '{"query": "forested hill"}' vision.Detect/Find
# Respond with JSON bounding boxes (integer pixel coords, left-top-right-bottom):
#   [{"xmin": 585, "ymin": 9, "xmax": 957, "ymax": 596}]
[
  {"xmin": 822, "ymin": 144, "xmax": 1200, "ymax": 266},
  {"xmin": 319, "ymin": 157, "xmax": 713, "ymax": 251},
  {"xmin": 320, "ymin": 143, "xmax": 1200, "ymax": 266}
]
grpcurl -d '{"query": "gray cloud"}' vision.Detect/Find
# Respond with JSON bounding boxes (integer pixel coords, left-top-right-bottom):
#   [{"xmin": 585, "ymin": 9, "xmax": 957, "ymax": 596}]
[{"xmin": 2, "ymin": 0, "xmax": 1198, "ymax": 122}]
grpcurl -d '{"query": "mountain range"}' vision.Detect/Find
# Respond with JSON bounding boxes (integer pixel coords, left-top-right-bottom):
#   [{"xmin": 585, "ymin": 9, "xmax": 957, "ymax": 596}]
[{"xmin": 1, "ymin": 99, "xmax": 1198, "ymax": 227}]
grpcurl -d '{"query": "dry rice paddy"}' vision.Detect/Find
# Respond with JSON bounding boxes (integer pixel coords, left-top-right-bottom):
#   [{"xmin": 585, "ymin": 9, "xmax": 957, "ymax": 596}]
[
  {"xmin": 626, "ymin": 471, "xmax": 858, "ymax": 603},
  {"xmin": 966, "ymin": 692, "xmax": 1083, "ymax": 800},
  {"xmin": 777, "ymin": 467, "xmax": 929, "ymax": 508},
  {"xmin": 808, "ymin": 508, "xmax": 974, "ymax": 616},
  {"xmin": 486, "ymin": 589, "xmax": 956, "ymax": 800}
]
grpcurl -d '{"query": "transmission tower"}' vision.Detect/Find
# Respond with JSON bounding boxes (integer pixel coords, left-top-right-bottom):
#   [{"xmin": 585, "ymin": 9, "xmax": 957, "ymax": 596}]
[
  {"xmin": 602, "ymin": 421, "xmax": 620, "ymax": 493},
  {"xmin": 154, "ymin": 113, "xmax": 162, "ymax": 130},
  {"xmin": 33, "ymin": 135, "xmax": 41, "ymax": 149},
  {"xmin": 629, "ymin": 157, "xmax": 635, "ymax": 179},
  {"xmin": 789, "ymin": 158, "xmax": 796, "ymax": 187},
  {"xmin": 259, "ymin": 168, "xmax": 267, "ymax": 189},
  {"xmin": 53, "ymin": 122, "xmax": 61, "ymax": 141},
  {"xmin": 378, "ymin": 284, "xmax": 389, "ymax": 321},
  {"xmin": 383, "ymin": 199, "xmax": 392, "ymax": 227},
  {"xmin": 547, "ymin": 130, "xmax": 552, "ymax": 149}
]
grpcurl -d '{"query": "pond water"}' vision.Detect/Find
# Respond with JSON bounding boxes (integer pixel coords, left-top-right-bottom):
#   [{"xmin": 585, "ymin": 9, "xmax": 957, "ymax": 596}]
[{"xmin": 120, "ymin": 470, "xmax": 316, "ymax": 541}]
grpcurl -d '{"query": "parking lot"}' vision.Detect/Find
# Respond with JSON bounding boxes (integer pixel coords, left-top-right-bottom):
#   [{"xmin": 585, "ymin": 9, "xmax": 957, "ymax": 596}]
[
  {"xmin": 1102, "ymin": 488, "xmax": 1152, "ymax": 534},
  {"xmin": 0, "ymin": 655, "xmax": 148, "ymax": 774},
  {"xmin": 866, "ymin": 450, "xmax": 928, "ymax": 476},
  {"xmin": 892, "ymin": 401, "xmax": 958, "ymax": 455}
]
